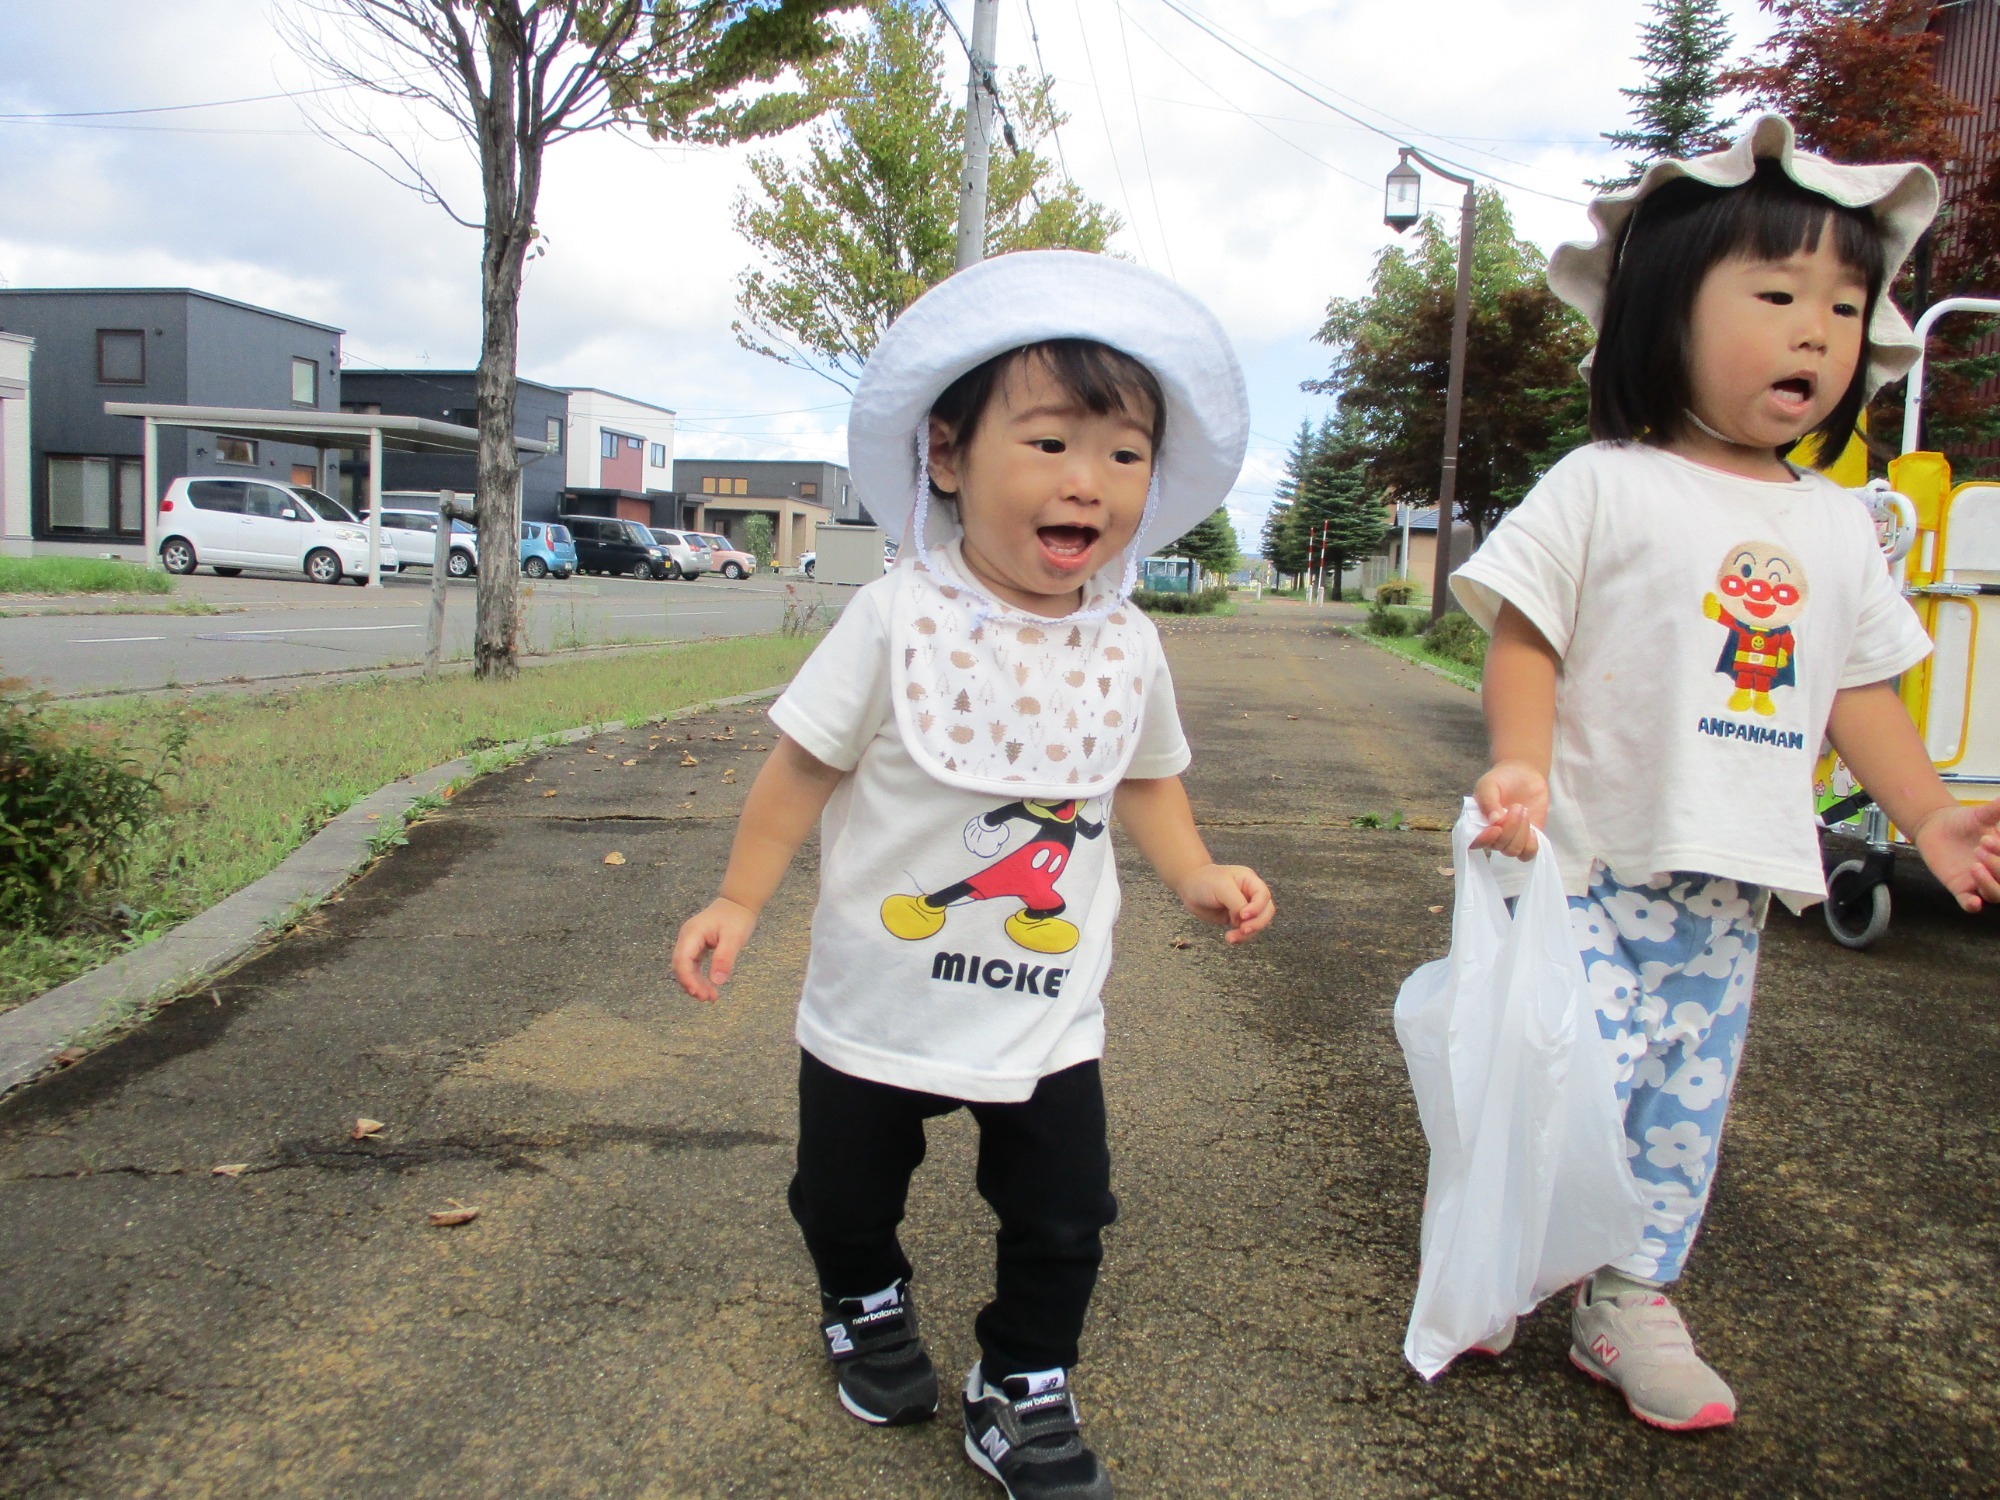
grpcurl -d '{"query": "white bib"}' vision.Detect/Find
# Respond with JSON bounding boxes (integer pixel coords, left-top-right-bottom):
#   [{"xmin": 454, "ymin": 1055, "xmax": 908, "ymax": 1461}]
[{"xmin": 888, "ymin": 543, "xmax": 1152, "ymax": 798}]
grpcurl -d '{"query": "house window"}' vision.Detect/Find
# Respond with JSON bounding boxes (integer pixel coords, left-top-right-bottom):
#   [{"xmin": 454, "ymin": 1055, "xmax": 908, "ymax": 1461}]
[
  {"xmin": 97, "ymin": 330, "xmax": 145, "ymax": 385},
  {"xmin": 701, "ymin": 477, "xmax": 716, "ymax": 494},
  {"xmin": 649, "ymin": 443, "xmax": 666, "ymax": 468},
  {"xmin": 733, "ymin": 478, "xmax": 748, "ymax": 496},
  {"xmin": 545, "ymin": 417, "xmax": 562, "ymax": 451},
  {"xmin": 626, "ymin": 435, "xmax": 642, "ymax": 452},
  {"xmin": 216, "ymin": 436, "xmax": 258, "ymax": 466},
  {"xmin": 799, "ymin": 482, "xmax": 818, "ymax": 498},
  {"xmin": 46, "ymin": 456, "xmax": 143, "ymax": 533},
  {"xmin": 601, "ymin": 430, "xmax": 619, "ymax": 460},
  {"xmin": 291, "ymin": 357, "xmax": 319, "ymax": 406}
]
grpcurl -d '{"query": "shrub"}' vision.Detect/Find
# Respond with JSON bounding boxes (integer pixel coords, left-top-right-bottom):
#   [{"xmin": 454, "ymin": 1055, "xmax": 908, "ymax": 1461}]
[
  {"xmin": 1372, "ymin": 579, "xmax": 1418, "ymax": 607},
  {"xmin": 1134, "ymin": 585, "xmax": 1231, "ymax": 615},
  {"xmin": 0, "ymin": 685, "xmax": 179, "ymax": 933},
  {"xmin": 1422, "ymin": 610, "xmax": 1488, "ymax": 669},
  {"xmin": 743, "ymin": 514, "xmax": 774, "ymax": 568},
  {"xmin": 1365, "ymin": 599, "xmax": 1413, "ymax": 636}
]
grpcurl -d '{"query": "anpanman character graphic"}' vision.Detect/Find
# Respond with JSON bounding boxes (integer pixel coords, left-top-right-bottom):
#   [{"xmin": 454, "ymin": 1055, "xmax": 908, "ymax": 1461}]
[
  {"xmin": 880, "ymin": 798, "xmax": 1105, "ymax": 955},
  {"xmin": 1703, "ymin": 540, "xmax": 1809, "ymax": 717}
]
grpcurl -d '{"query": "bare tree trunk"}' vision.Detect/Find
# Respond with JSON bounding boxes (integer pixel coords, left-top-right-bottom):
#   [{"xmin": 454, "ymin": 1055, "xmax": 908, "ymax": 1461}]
[{"xmin": 470, "ymin": 19, "xmax": 537, "ymax": 682}]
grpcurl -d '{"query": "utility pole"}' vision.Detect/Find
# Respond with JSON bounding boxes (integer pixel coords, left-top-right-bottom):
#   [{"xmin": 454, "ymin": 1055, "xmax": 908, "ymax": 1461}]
[
  {"xmin": 1431, "ymin": 172, "xmax": 1476, "ymax": 622},
  {"xmin": 953, "ymin": 0, "xmax": 1001, "ymax": 271}
]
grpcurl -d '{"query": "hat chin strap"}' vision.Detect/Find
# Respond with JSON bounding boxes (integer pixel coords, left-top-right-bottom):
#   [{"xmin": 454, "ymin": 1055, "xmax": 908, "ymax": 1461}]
[
  {"xmin": 909, "ymin": 426, "xmax": 1163, "ymax": 607},
  {"xmin": 1683, "ymin": 407, "xmax": 1773, "ymax": 452}
]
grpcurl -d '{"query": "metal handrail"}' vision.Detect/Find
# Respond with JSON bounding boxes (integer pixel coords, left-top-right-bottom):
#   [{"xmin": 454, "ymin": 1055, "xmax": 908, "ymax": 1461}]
[{"xmin": 1900, "ymin": 296, "xmax": 2000, "ymax": 455}]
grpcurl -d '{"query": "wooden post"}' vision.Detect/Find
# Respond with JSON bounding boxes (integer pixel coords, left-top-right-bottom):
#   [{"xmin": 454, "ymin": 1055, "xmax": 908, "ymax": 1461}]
[{"xmin": 425, "ymin": 490, "xmax": 458, "ymax": 676}]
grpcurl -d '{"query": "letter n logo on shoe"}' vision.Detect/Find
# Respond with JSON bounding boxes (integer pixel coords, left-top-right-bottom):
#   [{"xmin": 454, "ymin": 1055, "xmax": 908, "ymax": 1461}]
[
  {"xmin": 1591, "ymin": 1334, "xmax": 1620, "ymax": 1366},
  {"xmin": 980, "ymin": 1427, "xmax": 1010, "ymax": 1462}
]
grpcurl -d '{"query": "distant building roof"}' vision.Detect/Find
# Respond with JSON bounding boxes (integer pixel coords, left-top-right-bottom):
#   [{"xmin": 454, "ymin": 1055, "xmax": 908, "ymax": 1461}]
[
  {"xmin": 0, "ymin": 286, "xmax": 344, "ymax": 336},
  {"xmin": 1406, "ymin": 506, "xmax": 1439, "ymax": 533}
]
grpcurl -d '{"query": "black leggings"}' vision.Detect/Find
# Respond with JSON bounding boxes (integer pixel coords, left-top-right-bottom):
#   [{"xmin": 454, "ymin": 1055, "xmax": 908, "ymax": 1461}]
[{"xmin": 788, "ymin": 1049, "xmax": 1117, "ymax": 1380}]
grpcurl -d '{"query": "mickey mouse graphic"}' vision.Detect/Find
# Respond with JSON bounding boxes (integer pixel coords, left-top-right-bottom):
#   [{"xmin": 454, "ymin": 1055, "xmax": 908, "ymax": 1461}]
[
  {"xmin": 880, "ymin": 798, "xmax": 1106, "ymax": 955},
  {"xmin": 1703, "ymin": 540, "xmax": 1810, "ymax": 717}
]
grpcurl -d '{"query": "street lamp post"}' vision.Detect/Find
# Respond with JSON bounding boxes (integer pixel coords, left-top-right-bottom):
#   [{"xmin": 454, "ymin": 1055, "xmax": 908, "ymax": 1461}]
[{"xmin": 1384, "ymin": 147, "xmax": 1476, "ymax": 622}]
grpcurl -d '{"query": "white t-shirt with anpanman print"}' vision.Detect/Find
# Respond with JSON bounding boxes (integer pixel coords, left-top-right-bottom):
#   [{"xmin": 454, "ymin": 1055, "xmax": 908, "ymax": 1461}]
[
  {"xmin": 1452, "ymin": 442, "xmax": 1931, "ymax": 912},
  {"xmin": 769, "ymin": 570, "xmax": 1190, "ymax": 1102}
]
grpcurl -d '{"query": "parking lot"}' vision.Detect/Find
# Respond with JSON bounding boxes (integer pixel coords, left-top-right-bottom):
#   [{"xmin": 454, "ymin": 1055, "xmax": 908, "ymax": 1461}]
[{"xmin": 0, "ymin": 568, "xmax": 845, "ymax": 698}]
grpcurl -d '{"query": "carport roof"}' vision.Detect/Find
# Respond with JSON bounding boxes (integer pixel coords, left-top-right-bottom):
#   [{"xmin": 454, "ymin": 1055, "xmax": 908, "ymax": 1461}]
[{"xmin": 103, "ymin": 402, "xmax": 556, "ymax": 457}]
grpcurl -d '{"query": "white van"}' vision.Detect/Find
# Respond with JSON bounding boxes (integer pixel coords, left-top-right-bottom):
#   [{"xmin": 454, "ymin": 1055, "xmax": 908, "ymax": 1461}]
[
  {"xmin": 369, "ymin": 499, "xmax": 479, "ymax": 577},
  {"xmin": 157, "ymin": 477, "xmax": 390, "ymax": 585}
]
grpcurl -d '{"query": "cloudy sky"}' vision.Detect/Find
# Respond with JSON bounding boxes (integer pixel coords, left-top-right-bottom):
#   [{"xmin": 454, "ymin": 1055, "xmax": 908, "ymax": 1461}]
[{"xmin": 0, "ymin": 0, "xmax": 1780, "ymax": 546}]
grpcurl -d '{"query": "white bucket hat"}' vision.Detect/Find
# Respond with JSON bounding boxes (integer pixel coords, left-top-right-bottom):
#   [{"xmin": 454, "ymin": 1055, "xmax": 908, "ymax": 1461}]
[
  {"xmin": 847, "ymin": 250, "xmax": 1249, "ymax": 592},
  {"xmin": 1548, "ymin": 113, "xmax": 1939, "ymax": 395}
]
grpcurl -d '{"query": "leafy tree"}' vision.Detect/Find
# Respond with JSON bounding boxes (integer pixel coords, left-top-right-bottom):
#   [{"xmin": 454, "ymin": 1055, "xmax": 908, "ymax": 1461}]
[
  {"xmin": 743, "ymin": 513, "xmax": 775, "ymax": 567},
  {"xmin": 1597, "ymin": 0, "xmax": 1738, "ymax": 190},
  {"xmin": 1308, "ymin": 188, "xmax": 1592, "ymax": 544},
  {"xmin": 288, "ymin": 0, "xmax": 854, "ymax": 679},
  {"xmin": 733, "ymin": 0, "xmax": 1119, "ymax": 388},
  {"xmin": 1164, "ymin": 507, "xmax": 1240, "ymax": 582}
]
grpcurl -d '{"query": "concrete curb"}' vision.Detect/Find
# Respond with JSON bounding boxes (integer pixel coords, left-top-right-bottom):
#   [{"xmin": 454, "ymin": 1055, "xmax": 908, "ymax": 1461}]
[{"xmin": 0, "ymin": 685, "xmax": 787, "ymax": 1099}]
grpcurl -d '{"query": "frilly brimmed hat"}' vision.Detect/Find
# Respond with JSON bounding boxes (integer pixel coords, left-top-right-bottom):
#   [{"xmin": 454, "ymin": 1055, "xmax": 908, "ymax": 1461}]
[
  {"xmin": 1548, "ymin": 113, "xmax": 1940, "ymax": 395},
  {"xmin": 847, "ymin": 250, "xmax": 1249, "ymax": 584}
]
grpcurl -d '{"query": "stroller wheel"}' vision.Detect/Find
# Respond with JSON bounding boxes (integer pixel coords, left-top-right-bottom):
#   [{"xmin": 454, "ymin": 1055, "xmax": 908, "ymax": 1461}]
[{"xmin": 1824, "ymin": 859, "xmax": 1892, "ymax": 950}]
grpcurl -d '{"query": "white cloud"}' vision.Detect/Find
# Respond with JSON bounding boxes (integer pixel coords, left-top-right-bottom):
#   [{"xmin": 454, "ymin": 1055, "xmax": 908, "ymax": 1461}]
[{"xmin": 0, "ymin": 0, "xmax": 1780, "ymax": 545}]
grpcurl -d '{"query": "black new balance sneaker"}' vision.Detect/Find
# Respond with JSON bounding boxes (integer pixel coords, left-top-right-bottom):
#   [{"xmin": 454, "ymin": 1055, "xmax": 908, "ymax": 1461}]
[
  {"xmin": 961, "ymin": 1363, "xmax": 1112, "ymax": 1500},
  {"xmin": 819, "ymin": 1280, "xmax": 939, "ymax": 1426}
]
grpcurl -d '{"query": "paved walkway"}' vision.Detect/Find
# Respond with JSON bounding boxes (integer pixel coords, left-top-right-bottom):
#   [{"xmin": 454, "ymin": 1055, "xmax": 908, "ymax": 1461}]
[{"xmin": 2, "ymin": 604, "xmax": 1996, "ymax": 1496}]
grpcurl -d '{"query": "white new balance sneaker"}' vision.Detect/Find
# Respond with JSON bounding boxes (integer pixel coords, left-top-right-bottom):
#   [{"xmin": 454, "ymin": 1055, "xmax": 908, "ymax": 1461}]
[{"xmin": 1569, "ymin": 1285, "xmax": 1736, "ymax": 1431}]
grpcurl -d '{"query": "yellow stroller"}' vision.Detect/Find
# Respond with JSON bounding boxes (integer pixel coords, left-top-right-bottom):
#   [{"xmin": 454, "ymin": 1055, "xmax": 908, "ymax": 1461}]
[{"xmin": 1814, "ymin": 296, "xmax": 2000, "ymax": 947}]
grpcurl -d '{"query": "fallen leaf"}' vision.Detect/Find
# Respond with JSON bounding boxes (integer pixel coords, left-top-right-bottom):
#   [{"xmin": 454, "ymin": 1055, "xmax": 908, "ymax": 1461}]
[
  {"xmin": 1286, "ymin": 714, "xmax": 1300, "ymax": 721},
  {"xmin": 54, "ymin": 1046, "xmax": 88, "ymax": 1067},
  {"xmin": 523, "ymin": 776, "xmax": 535, "ymax": 783},
  {"xmin": 680, "ymin": 752, "xmax": 699, "ymax": 766},
  {"xmin": 365, "ymin": 813, "xmax": 381, "ymax": 822},
  {"xmin": 622, "ymin": 758, "xmax": 637, "ymax": 767},
  {"xmin": 352, "ymin": 1118, "xmax": 385, "ymax": 1140},
  {"xmin": 428, "ymin": 1201, "xmax": 481, "ymax": 1228},
  {"xmin": 1270, "ymin": 774, "xmax": 1285, "ymax": 780},
  {"xmin": 542, "ymin": 789, "xmax": 558, "ymax": 798},
  {"xmin": 603, "ymin": 852, "xmax": 627, "ymax": 866},
  {"xmin": 211, "ymin": 1163, "xmax": 249, "ymax": 1178},
  {"xmin": 1169, "ymin": 936, "xmax": 1192, "ymax": 950},
  {"xmin": 1428, "ymin": 905, "xmax": 1446, "ymax": 915},
  {"xmin": 721, "ymin": 768, "xmax": 737, "ymax": 782},
  {"xmin": 1436, "ymin": 866, "xmax": 1455, "ymax": 878}
]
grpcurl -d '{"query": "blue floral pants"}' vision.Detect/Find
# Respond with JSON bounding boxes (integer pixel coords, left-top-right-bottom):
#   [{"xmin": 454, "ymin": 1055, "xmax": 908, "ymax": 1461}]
[{"xmin": 1568, "ymin": 867, "xmax": 1764, "ymax": 1285}]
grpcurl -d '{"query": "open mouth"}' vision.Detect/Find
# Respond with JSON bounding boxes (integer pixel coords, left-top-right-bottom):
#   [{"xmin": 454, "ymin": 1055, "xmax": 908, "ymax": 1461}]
[
  {"xmin": 1037, "ymin": 524, "xmax": 1101, "ymax": 570},
  {"xmin": 1770, "ymin": 375, "xmax": 1815, "ymax": 408},
  {"xmin": 1744, "ymin": 599, "xmax": 1777, "ymax": 619}
]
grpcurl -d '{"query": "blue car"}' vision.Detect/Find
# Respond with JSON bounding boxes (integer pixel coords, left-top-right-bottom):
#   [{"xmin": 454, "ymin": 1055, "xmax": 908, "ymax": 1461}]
[{"xmin": 521, "ymin": 521, "xmax": 577, "ymax": 579}]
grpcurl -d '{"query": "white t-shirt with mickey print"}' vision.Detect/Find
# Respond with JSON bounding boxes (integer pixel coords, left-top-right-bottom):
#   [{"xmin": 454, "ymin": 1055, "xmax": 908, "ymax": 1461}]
[
  {"xmin": 1452, "ymin": 442, "xmax": 1931, "ymax": 913},
  {"xmin": 770, "ymin": 571, "xmax": 1191, "ymax": 1102}
]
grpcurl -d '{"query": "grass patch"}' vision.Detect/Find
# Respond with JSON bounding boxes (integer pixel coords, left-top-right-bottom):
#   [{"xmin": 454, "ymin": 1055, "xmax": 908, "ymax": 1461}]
[
  {"xmin": 0, "ymin": 556, "xmax": 177, "ymax": 596},
  {"xmin": 0, "ymin": 633, "xmax": 817, "ymax": 1013},
  {"xmin": 1346, "ymin": 624, "xmax": 1482, "ymax": 689},
  {"xmin": 1134, "ymin": 585, "xmax": 1233, "ymax": 616},
  {"xmin": 0, "ymin": 595, "xmax": 219, "ymax": 618}
]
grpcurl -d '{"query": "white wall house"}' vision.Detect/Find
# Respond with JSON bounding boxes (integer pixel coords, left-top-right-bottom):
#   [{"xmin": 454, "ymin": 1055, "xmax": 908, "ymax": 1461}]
[
  {"xmin": 0, "ymin": 333, "xmax": 31, "ymax": 557},
  {"xmin": 562, "ymin": 387, "xmax": 675, "ymax": 498}
]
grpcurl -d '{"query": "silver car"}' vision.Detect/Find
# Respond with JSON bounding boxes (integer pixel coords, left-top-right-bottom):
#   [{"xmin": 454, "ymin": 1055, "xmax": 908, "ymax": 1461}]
[{"xmin": 648, "ymin": 528, "xmax": 713, "ymax": 580}]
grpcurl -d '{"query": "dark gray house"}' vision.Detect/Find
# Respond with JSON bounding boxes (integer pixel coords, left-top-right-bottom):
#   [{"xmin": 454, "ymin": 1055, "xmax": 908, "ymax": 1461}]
[
  {"xmin": 0, "ymin": 288, "xmax": 342, "ymax": 547},
  {"xmin": 338, "ymin": 370, "xmax": 569, "ymax": 523}
]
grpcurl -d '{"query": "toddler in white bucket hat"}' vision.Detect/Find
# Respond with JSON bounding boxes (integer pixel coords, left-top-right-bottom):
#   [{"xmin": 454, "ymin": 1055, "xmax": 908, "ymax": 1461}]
[
  {"xmin": 1439, "ymin": 115, "xmax": 2000, "ymax": 1430},
  {"xmin": 673, "ymin": 250, "xmax": 1273, "ymax": 1499}
]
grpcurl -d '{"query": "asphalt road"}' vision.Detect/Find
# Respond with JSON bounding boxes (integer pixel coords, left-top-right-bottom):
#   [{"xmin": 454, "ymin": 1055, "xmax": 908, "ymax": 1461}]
[
  {"xmin": 1, "ymin": 603, "xmax": 1995, "ymax": 1497},
  {"xmin": 0, "ymin": 571, "xmax": 825, "ymax": 696}
]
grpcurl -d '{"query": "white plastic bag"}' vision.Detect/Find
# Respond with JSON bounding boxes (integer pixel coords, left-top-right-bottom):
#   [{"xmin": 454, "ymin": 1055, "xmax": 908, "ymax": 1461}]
[{"xmin": 1393, "ymin": 798, "xmax": 1646, "ymax": 1380}]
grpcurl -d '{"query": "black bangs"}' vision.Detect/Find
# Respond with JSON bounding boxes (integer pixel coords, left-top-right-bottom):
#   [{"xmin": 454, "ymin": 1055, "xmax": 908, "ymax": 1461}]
[
  {"xmin": 929, "ymin": 338, "xmax": 1167, "ymax": 476},
  {"xmin": 1589, "ymin": 158, "xmax": 1887, "ymax": 458}
]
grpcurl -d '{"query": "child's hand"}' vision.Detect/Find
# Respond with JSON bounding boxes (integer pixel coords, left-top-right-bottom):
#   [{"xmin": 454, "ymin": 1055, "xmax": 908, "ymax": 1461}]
[
  {"xmin": 1911, "ymin": 798, "xmax": 2000, "ymax": 913},
  {"xmin": 1176, "ymin": 864, "xmax": 1274, "ymax": 944},
  {"xmin": 1470, "ymin": 759, "xmax": 1548, "ymax": 860},
  {"xmin": 672, "ymin": 897, "xmax": 759, "ymax": 1002}
]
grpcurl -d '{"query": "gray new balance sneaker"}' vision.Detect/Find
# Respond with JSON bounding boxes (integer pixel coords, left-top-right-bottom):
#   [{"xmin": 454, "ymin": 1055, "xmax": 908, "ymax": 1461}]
[
  {"xmin": 819, "ymin": 1280, "xmax": 938, "ymax": 1426},
  {"xmin": 962, "ymin": 1363, "xmax": 1112, "ymax": 1500},
  {"xmin": 1569, "ymin": 1284, "xmax": 1736, "ymax": 1431}
]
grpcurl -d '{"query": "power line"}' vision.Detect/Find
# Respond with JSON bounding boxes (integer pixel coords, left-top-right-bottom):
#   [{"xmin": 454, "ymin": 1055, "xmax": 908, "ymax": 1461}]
[
  {"xmin": 1112, "ymin": 0, "xmax": 1177, "ymax": 280},
  {"xmin": 1018, "ymin": 0, "xmax": 1072, "ymax": 186},
  {"xmin": 1070, "ymin": 0, "xmax": 1149, "ymax": 266},
  {"xmin": 1150, "ymin": 0, "xmax": 1588, "ymax": 207},
  {"xmin": 0, "ymin": 85, "xmax": 348, "ymax": 122}
]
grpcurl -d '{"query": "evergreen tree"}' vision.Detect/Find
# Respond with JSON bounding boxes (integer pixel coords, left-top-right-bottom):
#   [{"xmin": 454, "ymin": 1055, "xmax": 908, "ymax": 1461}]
[
  {"xmin": 1597, "ymin": 0, "xmax": 1737, "ymax": 190},
  {"xmin": 1297, "ymin": 415, "xmax": 1389, "ymax": 601},
  {"xmin": 1261, "ymin": 420, "xmax": 1316, "ymax": 585},
  {"xmin": 1165, "ymin": 507, "xmax": 1241, "ymax": 582}
]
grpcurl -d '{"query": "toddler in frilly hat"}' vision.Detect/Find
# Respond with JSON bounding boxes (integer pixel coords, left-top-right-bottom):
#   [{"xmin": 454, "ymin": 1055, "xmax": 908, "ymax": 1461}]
[{"xmin": 673, "ymin": 250, "xmax": 1273, "ymax": 1498}]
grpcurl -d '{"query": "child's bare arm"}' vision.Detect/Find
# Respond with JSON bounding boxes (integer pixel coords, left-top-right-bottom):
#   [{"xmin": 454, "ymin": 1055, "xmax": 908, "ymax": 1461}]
[
  {"xmin": 1113, "ymin": 774, "xmax": 1273, "ymax": 944},
  {"xmin": 1827, "ymin": 681, "xmax": 2000, "ymax": 912},
  {"xmin": 672, "ymin": 734, "xmax": 847, "ymax": 999},
  {"xmin": 1471, "ymin": 600, "xmax": 1560, "ymax": 858}
]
